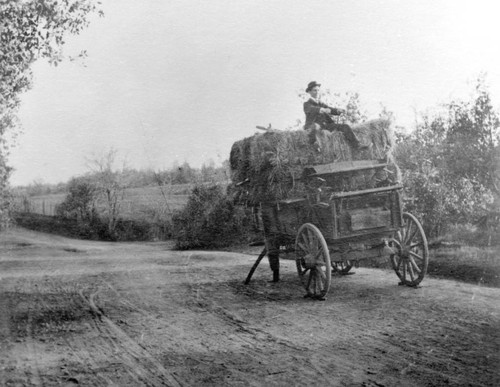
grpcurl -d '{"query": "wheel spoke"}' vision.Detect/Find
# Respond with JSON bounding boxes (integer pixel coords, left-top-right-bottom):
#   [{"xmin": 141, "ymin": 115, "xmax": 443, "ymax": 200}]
[
  {"xmin": 401, "ymin": 223, "xmax": 408, "ymax": 242},
  {"xmin": 314, "ymin": 247, "xmax": 325, "ymax": 264},
  {"xmin": 402, "ymin": 259, "xmax": 407, "ymax": 279},
  {"xmin": 390, "ymin": 239, "xmax": 402, "ymax": 249},
  {"xmin": 297, "ymin": 241, "xmax": 309, "ymax": 253},
  {"xmin": 409, "ymin": 251, "xmax": 423, "ymax": 262},
  {"xmin": 395, "ymin": 256, "xmax": 402, "ymax": 272},
  {"xmin": 306, "ymin": 270, "xmax": 313, "ymax": 292},
  {"xmin": 407, "ymin": 261, "xmax": 415, "ymax": 281},
  {"xmin": 406, "ymin": 225, "xmax": 418, "ymax": 244},
  {"xmin": 316, "ymin": 269, "xmax": 325, "ymax": 292},
  {"xmin": 312, "ymin": 270, "xmax": 318, "ymax": 295},
  {"xmin": 409, "ymin": 242, "xmax": 423, "ymax": 250},
  {"xmin": 298, "ymin": 264, "xmax": 309, "ymax": 274},
  {"xmin": 301, "ymin": 232, "xmax": 310, "ymax": 249},
  {"xmin": 403, "ymin": 221, "xmax": 413, "ymax": 243},
  {"xmin": 308, "ymin": 229, "xmax": 319, "ymax": 251},
  {"xmin": 400, "ymin": 222, "xmax": 406, "ymax": 239},
  {"xmin": 306, "ymin": 229, "xmax": 313, "ymax": 246},
  {"xmin": 319, "ymin": 270, "xmax": 325, "ymax": 293},
  {"xmin": 408, "ymin": 256, "xmax": 421, "ymax": 274}
]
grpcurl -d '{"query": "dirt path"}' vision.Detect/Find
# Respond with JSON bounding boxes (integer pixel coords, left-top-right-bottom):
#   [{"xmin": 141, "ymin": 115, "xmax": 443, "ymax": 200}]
[{"xmin": 1, "ymin": 228, "xmax": 499, "ymax": 386}]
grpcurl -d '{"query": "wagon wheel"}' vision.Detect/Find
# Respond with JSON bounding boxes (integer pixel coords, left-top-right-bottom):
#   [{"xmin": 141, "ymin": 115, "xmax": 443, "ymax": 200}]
[
  {"xmin": 295, "ymin": 223, "xmax": 332, "ymax": 300},
  {"xmin": 390, "ymin": 213, "xmax": 429, "ymax": 287},
  {"xmin": 332, "ymin": 261, "xmax": 353, "ymax": 275}
]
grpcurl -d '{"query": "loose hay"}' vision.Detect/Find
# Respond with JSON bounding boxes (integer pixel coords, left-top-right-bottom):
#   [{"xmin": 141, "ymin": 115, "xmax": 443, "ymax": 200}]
[{"xmin": 229, "ymin": 119, "xmax": 400, "ymax": 204}]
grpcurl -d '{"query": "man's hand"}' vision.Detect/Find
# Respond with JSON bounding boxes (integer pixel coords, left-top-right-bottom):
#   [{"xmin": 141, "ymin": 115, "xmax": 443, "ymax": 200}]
[{"xmin": 320, "ymin": 108, "xmax": 331, "ymax": 114}]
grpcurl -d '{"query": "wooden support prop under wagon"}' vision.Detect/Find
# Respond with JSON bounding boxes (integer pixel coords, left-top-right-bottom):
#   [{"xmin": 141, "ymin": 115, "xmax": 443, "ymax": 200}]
[{"xmin": 243, "ymin": 159, "xmax": 429, "ymax": 300}]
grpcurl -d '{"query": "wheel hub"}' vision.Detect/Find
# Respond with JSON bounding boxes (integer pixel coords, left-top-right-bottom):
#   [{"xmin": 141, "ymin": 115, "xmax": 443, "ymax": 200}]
[{"xmin": 303, "ymin": 253, "xmax": 317, "ymax": 269}]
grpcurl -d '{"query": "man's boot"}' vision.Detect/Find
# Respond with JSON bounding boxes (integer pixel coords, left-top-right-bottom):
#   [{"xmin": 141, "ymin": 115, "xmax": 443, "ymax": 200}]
[
  {"xmin": 272, "ymin": 268, "xmax": 280, "ymax": 283},
  {"xmin": 268, "ymin": 253, "xmax": 280, "ymax": 282}
]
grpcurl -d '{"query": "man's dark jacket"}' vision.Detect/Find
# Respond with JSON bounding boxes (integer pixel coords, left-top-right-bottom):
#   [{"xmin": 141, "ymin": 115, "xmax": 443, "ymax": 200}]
[{"xmin": 303, "ymin": 98, "xmax": 343, "ymax": 129}]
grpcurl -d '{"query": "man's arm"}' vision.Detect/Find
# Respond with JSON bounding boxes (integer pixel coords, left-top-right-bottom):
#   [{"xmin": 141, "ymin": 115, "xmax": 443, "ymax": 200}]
[
  {"xmin": 304, "ymin": 100, "xmax": 322, "ymax": 115},
  {"xmin": 328, "ymin": 107, "xmax": 345, "ymax": 116},
  {"xmin": 318, "ymin": 101, "xmax": 345, "ymax": 116}
]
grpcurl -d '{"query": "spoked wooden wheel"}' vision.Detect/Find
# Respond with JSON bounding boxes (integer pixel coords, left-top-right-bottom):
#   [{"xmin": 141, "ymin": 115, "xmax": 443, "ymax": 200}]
[
  {"xmin": 332, "ymin": 261, "xmax": 353, "ymax": 274},
  {"xmin": 295, "ymin": 223, "xmax": 331, "ymax": 300},
  {"xmin": 390, "ymin": 213, "xmax": 429, "ymax": 287}
]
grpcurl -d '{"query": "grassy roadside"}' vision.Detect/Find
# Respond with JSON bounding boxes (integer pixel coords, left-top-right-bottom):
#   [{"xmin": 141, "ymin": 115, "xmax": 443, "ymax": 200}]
[
  {"xmin": 228, "ymin": 242, "xmax": 500, "ymax": 288},
  {"xmin": 426, "ymin": 246, "xmax": 500, "ymax": 287}
]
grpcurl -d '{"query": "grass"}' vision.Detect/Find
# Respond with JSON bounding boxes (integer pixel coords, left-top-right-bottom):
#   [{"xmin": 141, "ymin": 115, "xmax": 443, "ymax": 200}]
[
  {"xmin": 427, "ymin": 245, "xmax": 500, "ymax": 287},
  {"xmin": 343, "ymin": 243, "xmax": 500, "ymax": 288}
]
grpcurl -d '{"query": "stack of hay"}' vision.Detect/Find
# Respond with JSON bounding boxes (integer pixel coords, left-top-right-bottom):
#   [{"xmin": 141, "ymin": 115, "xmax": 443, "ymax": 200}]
[{"xmin": 229, "ymin": 118, "xmax": 400, "ymax": 205}]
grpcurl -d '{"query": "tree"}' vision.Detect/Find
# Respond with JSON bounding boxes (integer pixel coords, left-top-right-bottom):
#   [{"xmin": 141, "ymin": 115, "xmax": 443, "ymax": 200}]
[
  {"xmin": 171, "ymin": 161, "xmax": 197, "ymax": 184},
  {"xmin": 442, "ymin": 75, "xmax": 500, "ymax": 195},
  {"xmin": 86, "ymin": 149, "xmax": 125, "ymax": 239},
  {"xmin": 393, "ymin": 75, "xmax": 499, "ymax": 237},
  {"xmin": 200, "ymin": 159, "xmax": 215, "ymax": 182},
  {"xmin": 0, "ymin": 0, "xmax": 101, "ymax": 228}
]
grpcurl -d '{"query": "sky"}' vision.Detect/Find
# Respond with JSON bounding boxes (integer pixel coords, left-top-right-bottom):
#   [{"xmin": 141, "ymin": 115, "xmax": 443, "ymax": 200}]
[{"xmin": 8, "ymin": 0, "xmax": 500, "ymax": 185}]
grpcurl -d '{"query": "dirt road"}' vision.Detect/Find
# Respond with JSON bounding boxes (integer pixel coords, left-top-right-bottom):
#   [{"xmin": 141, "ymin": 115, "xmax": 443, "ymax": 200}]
[{"xmin": 1, "ymin": 228, "xmax": 499, "ymax": 386}]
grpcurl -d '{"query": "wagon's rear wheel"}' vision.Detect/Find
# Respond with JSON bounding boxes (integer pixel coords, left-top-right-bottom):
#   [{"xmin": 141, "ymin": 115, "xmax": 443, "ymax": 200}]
[
  {"xmin": 332, "ymin": 261, "xmax": 353, "ymax": 274},
  {"xmin": 295, "ymin": 223, "xmax": 331, "ymax": 300},
  {"xmin": 390, "ymin": 213, "xmax": 429, "ymax": 286}
]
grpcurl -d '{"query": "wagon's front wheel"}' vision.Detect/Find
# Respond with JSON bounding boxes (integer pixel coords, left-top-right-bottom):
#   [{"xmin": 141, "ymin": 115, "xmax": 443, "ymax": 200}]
[
  {"xmin": 390, "ymin": 213, "xmax": 429, "ymax": 287},
  {"xmin": 295, "ymin": 223, "xmax": 331, "ymax": 300}
]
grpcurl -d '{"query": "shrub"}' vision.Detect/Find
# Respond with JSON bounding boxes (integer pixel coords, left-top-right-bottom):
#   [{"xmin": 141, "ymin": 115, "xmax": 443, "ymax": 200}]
[
  {"xmin": 113, "ymin": 218, "xmax": 155, "ymax": 241},
  {"xmin": 55, "ymin": 176, "xmax": 98, "ymax": 222},
  {"xmin": 172, "ymin": 184, "xmax": 251, "ymax": 249},
  {"xmin": 444, "ymin": 222, "xmax": 500, "ymax": 247}
]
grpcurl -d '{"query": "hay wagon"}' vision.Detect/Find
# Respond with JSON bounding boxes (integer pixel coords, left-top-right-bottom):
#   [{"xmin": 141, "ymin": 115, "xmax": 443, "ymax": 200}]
[{"xmin": 244, "ymin": 158, "xmax": 429, "ymax": 300}]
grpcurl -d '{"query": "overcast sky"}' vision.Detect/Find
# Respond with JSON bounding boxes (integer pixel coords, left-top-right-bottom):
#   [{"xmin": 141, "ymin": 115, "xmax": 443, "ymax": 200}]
[{"xmin": 8, "ymin": 0, "xmax": 500, "ymax": 185}]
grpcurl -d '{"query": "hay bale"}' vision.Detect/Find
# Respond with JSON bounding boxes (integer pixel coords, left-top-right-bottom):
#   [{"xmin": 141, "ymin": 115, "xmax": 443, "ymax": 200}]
[{"xmin": 230, "ymin": 118, "xmax": 399, "ymax": 204}]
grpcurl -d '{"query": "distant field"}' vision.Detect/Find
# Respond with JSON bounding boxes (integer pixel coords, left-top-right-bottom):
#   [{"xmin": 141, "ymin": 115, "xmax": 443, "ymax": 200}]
[
  {"xmin": 14, "ymin": 185, "xmax": 193, "ymax": 219},
  {"xmin": 119, "ymin": 186, "xmax": 190, "ymax": 220},
  {"xmin": 14, "ymin": 193, "xmax": 67, "ymax": 216}
]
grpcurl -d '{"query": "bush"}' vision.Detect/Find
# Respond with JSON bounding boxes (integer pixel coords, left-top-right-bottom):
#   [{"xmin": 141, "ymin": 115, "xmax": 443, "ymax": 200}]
[
  {"xmin": 55, "ymin": 176, "xmax": 98, "ymax": 222},
  {"xmin": 113, "ymin": 218, "xmax": 158, "ymax": 241},
  {"xmin": 13, "ymin": 213, "xmax": 88, "ymax": 239},
  {"xmin": 401, "ymin": 165, "xmax": 494, "ymax": 239},
  {"xmin": 172, "ymin": 184, "xmax": 251, "ymax": 249}
]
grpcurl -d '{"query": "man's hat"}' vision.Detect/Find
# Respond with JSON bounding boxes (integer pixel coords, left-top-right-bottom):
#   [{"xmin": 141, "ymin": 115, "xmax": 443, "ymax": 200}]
[{"xmin": 306, "ymin": 81, "xmax": 321, "ymax": 92}]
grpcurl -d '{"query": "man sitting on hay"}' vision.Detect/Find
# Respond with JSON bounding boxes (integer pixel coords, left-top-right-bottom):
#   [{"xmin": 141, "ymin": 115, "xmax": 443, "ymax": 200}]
[{"xmin": 304, "ymin": 81, "xmax": 366, "ymax": 149}]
